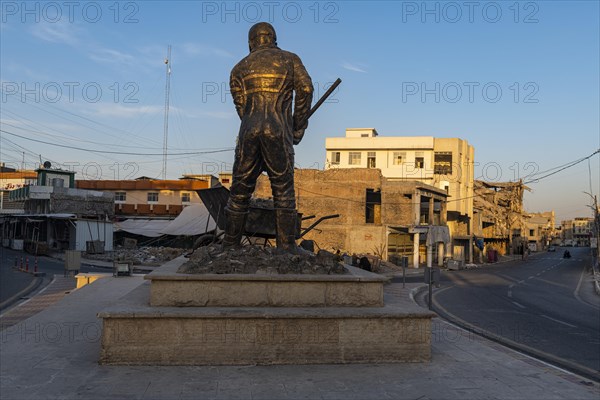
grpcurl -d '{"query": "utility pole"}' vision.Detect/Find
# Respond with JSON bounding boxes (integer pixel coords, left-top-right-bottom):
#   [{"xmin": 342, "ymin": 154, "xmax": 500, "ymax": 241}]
[
  {"xmin": 592, "ymin": 195, "xmax": 599, "ymax": 261},
  {"xmin": 162, "ymin": 45, "xmax": 172, "ymax": 180},
  {"xmin": 583, "ymin": 191, "xmax": 599, "ymax": 264}
]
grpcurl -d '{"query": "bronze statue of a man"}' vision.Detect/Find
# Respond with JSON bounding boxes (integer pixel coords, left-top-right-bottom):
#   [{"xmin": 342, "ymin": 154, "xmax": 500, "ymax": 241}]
[{"xmin": 223, "ymin": 22, "xmax": 314, "ymax": 253}]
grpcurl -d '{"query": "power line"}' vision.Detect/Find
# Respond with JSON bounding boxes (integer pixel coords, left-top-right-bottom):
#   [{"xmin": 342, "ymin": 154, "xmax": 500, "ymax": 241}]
[
  {"xmin": 1, "ymin": 119, "xmax": 228, "ymax": 152},
  {"xmin": 523, "ymin": 149, "xmax": 600, "ymax": 185},
  {"xmin": 0, "ymin": 86, "xmax": 164, "ymax": 148},
  {"xmin": 1, "ymin": 129, "xmax": 234, "ymax": 156}
]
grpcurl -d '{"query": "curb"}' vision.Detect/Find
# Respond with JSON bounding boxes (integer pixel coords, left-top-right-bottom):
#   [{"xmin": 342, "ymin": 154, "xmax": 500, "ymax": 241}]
[
  {"xmin": 409, "ymin": 284, "xmax": 429, "ymax": 304},
  {"xmin": 592, "ymin": 261, "xmax": 600, "ymax": 296},
  {"xmin": 81, "ymin": 262, "xmax": 154, "ymax": 274},
  {"xmin": 12, "ymin": 266, "xmax": 46, "ymax": 277},
  {"xmin": 0, "ymin": 275, "xmax": 45, "ymax": 313}
]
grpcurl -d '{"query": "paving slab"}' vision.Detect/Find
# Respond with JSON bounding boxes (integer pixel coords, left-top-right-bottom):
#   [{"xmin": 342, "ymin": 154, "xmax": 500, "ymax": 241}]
[{"xmin": 0, "ymin": 277, "xmax": 599, "ymax": 399}]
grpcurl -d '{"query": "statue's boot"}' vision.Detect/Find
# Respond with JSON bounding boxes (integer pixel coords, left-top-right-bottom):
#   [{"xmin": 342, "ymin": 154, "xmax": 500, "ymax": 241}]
[
  {"xmin": 275, "ymin": 208, "xmax": 298, "ymax": 254},
  {"xmin": 221, "ymin": 208, "xmax": 247, "ymax": 251}
]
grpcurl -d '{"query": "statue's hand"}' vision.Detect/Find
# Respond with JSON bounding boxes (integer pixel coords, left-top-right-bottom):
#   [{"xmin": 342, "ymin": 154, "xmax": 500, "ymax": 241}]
[{"xmin": 293, "ymin": 129, "xmax": 305, "ymax": 145}]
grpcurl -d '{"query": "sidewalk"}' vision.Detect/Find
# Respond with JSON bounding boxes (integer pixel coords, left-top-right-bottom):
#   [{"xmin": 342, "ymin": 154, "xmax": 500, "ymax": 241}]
[{"xmin": 1, "ymin": 277, "xmax": 599, "ymax": 399}]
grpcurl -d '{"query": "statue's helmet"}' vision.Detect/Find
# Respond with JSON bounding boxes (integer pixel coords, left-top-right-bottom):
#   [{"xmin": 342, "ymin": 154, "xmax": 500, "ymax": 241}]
[{"xmin": 248, "ymin": 22, "xmax": 277, "ymax": 51}]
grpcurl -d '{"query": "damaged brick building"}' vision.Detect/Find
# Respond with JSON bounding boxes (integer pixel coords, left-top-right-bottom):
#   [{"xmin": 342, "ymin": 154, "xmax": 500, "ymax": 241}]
[
  {"xmin": 472, "ymin": 180, "xmax": 530, "ymax": 258},
  {"xmin": 256, "ymin": 168, "xmax": 449, "ymax": 268}
]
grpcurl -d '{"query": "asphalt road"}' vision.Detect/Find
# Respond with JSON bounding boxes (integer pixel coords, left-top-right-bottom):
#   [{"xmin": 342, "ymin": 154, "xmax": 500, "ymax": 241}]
[
  {"xmin": 428, "ymin": 247, "xmax": 600, "ymax": 381},
  {"xmin": 0, "ymin": 247, "xmax": 108, "ymax": 310}
]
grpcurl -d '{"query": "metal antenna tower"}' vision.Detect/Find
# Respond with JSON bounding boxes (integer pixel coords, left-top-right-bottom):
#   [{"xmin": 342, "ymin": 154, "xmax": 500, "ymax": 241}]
[{"xmin": 162, "ymin": 45, "xmax": 172, "ymax": 180}]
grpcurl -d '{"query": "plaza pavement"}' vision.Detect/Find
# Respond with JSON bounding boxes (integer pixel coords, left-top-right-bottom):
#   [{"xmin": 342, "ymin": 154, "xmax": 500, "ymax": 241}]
[{"xmin": 1, "ymin": 274, "xmax": 599, "ymax": 400}]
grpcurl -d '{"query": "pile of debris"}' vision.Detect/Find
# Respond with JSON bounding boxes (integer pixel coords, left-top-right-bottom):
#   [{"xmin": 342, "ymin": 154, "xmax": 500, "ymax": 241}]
[
  {"xmin": 178, "ymin": 244, "xmax": 347, "ymax": 275},
  {"xmin": 84, "ymin": 246, "xmax": 185, "ymax": 266}
]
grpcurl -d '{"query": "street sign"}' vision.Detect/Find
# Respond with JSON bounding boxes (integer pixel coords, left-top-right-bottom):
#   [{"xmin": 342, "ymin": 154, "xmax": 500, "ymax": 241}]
[{"xmin": 424, "ymin": 267, "xmax": 440, "ymax": 284}]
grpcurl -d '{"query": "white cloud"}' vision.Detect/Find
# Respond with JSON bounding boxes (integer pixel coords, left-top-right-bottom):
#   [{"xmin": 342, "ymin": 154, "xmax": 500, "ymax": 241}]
[
  {"xmin": 88, "ymin": 103, "xmax": 164, "ymax": 118},
  {"xmin": 30, "ymin": 21, "xmax": 80, "ymax": 46},
  {"xmin": 0, "ymin": 118, "xmax": 24, "ymax": 127},
  {"xmin": 88, "ymin": 48, "xmax": 136, "ymax": 67},
  {"xmin": 342, "ymin": 62, "xmax": 367, "ymax": 73},
  {"xmin": 84, "ymin": 103, "xmax": 235, "ymax": 120}
]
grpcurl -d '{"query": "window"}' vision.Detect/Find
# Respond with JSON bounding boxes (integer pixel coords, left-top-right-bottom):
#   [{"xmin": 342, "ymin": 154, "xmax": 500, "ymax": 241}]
[
  {"xmin": 181, "ymin": 192, "xmax": 191, "ymax": 203},
  {"xmin": 51, "ymin": 178, "xmax": 64, "ymax": 187},
  {"xmin": 221, "ymin": 178, "xmax": 230, "ymax": 183},
  {"xmin": 434, "ymin": 152, "xmax": 453, "ymax": 174},
  {"xmin": 349, "ymin": 152, "xmax": 361, "ymax": 166},
  {"xmin": 367, "ymin": 152, "xmax": 376, "ymax": 168},
  {"xmin": 330, "ymin": 151, "xmax": 341, "ymax": 165},
  {"xmin": 415, "ymin": 152, "xmax": 425, "ymax": 169},
  {"xmin": 392, "ymin": 152, "xmax": 406, "ymax": 166},
  {"xmin": 115, "ymin": 192, "xmax": 126, "ymax": 202},
  {"xmin": 147, "ymin": 192, "xmax": 159, "ymax": 203},
  {"xmin": 365, "ymin": 189, "xmax": 381, "ymax": 224},
  {"xmin": 361, "ymin": 133, "xmax": 369, "ymax": 137},
  {"xmin": 529, "ymin": 229, "xmax": 535, "ymax": 237}
]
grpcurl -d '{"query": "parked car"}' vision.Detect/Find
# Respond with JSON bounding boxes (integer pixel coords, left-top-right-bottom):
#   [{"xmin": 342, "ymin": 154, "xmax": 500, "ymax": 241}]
[{"xmin": 547, "ymin": 246, "xmax": 556, "ymax": 252}]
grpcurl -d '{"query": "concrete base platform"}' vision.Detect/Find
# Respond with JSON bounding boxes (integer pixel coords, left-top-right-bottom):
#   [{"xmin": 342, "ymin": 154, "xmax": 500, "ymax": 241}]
[
  {"xmin": 146, "ymin": 257, "xmax": 387, "ymax": 307},
  {"xmin": 98, "ymin": 282, "xmax": 434, "ymax": 365}
]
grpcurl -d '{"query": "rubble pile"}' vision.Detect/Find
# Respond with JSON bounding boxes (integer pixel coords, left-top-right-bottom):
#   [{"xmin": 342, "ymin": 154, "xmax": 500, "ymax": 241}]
[
  {"xmin": 178, "ymin": 244, "xmax": 347, "ymax": 275},
  {"xmin": 84, "ymin": 246, "xmax": 185, "ymax": 265}
]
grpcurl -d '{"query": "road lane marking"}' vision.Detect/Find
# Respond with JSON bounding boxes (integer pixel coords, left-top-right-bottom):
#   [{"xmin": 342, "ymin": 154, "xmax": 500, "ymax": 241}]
[
  {"xmin": 540, "ymin": 314, "xmax": 577, "ymax": 328},
  {"xmin": 511, "ymin": 301, "xmax": 526, "ymax": 309},
  {"xmin": 528, "ymin": 276, "xmax": 534, "ymax": 279},
  {"xmin": 507, "ymin": 290, "xmax": 512, "ymax": 298},
  {"xmin": 431, "ymin": 295, "xmax": 600, "ymax": 382}
]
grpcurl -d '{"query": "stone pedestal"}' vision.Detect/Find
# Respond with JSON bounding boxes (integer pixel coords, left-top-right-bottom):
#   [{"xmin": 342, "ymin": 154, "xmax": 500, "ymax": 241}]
[
  {"xmin": 147, "ymin": 259, "xmax": 385, "ymax": 307},
  {"xmin": 98, "ymin": 257, "xmax": 434, "ymax": 365}
]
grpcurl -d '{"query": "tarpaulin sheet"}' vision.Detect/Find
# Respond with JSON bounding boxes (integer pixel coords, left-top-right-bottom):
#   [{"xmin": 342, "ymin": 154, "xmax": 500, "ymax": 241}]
[
  {"xmin": 160, "ymin": 203, "xmax": 216, "ymax": 236},
  {"xmin": 114, "ymin": 219, "xmax": 171, "ymax": 238}
]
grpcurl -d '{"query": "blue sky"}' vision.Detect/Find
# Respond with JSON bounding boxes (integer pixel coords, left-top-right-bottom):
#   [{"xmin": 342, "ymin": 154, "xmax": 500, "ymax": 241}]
[{"xmin": 1, "ymin": 0, "xmax": 598, "ymax": 222}]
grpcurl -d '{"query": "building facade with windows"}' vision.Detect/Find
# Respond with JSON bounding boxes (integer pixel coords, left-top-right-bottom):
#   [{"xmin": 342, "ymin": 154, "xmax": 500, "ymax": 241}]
[
  {"xmin": 76, "ymin": 177, "xmax": 210, "ymax": 217},
  {"xmin": 3, "ymin": 167, "xmax": 114, "ymax": 253},
  {"xmin": 0, "ymin": 167, "xmax": 37, "ymax": 214},
  {"xmin": 325, "ymin": 128, "xmax": 474, "ymax": 262},
  {"xmin": 561, "ymin": 217, "xmax": 594, "ymax": 246}
]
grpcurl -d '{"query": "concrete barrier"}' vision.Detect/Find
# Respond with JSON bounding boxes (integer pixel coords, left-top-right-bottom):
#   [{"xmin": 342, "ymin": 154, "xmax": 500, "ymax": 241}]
[{"xmin": 75, "ymin": 273, "xmax": 112, "ymax": 289}]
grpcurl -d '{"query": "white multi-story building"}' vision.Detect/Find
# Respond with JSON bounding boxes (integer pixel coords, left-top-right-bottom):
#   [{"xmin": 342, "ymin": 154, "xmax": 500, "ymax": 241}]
[{"xmin": 325, "ymin": 128, "xmax": 475, "ymax": 263}]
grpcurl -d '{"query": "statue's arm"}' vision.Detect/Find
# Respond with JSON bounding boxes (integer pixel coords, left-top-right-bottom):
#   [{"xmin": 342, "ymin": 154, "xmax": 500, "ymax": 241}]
[
  {"xmin": 292, "ymin": 55, "xmax": 314, "ymax": 132},
  {"xmin": 230, "ymin": 70, "xmax": 245, "ymax": 119}
]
